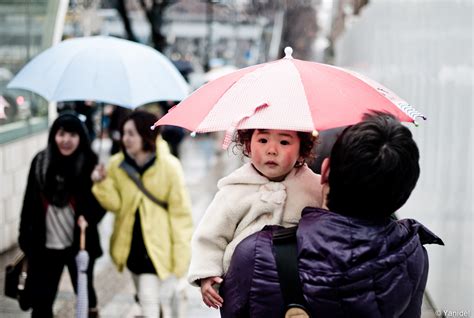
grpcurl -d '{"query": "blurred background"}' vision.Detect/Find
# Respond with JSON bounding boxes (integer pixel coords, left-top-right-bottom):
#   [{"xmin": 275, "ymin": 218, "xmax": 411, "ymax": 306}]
[{"xmin": 0, "ymin": 0, "xmax": 472, "ymax": 315}]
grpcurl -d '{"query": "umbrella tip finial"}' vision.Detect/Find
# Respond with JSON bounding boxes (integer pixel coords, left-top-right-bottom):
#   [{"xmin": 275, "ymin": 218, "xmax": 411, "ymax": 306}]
[
  {"xmin": 150, "ymin": 125, "xmax": 156, "ymax": 131},
  {"xmin": 190, "ymin": 131, "xmax": 197, "ymax": 137},
  {"xmin": 312, "ymin": 130, "xmax": 319, "ymax": 138},
  {"xmin": 284, "ymin": 47, "xmax": 293, "ymax": 59}
]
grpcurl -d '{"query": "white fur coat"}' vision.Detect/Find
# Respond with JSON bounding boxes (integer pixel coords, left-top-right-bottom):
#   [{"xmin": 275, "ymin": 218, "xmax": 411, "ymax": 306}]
[{"xmin": 187, "ymin": 163, "xmax": 322, "ymax": 285}]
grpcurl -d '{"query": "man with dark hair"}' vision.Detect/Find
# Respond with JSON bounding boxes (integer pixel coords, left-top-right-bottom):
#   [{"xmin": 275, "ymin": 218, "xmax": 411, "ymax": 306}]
[
  {"xmin": 219, "ymin": 112, "xmax": 444, "ymax": 318},
  {"xmin": 325, "ymin": 112, "xmax": 421, "ymax": 219}
]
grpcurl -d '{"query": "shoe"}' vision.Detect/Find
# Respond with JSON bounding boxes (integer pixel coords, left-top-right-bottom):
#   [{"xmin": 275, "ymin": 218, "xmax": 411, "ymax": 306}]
[{"xmin": 88, "ymin": 308, "xmax": 100, "ymax": 318}]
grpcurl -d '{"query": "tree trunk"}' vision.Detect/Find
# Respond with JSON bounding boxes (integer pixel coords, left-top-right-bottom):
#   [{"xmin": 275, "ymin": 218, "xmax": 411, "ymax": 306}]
[
  {"xmin": 116, "ymin": 0, "xmax": 138, "ymax": 42},
  {"xmin": 139, "ymin": 0, "xmax": 171, "ymax": 52}
]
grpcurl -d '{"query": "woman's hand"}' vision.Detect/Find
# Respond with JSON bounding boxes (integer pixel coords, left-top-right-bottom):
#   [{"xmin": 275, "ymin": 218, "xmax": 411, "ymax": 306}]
[
  {"xmin": 200, "ymin": 276, "xmax": 223, "ymax": 309},
  {"xmin": 77, "ymin": 215, "xmax": 88, "ymax": 229},
  {"xmin": 91, "ymin": 164, "xmax": 106, "ymax": 182}
]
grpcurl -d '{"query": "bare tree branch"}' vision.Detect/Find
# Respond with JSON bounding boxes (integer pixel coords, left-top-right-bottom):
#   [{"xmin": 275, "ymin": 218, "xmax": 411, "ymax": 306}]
[{"xmin": 116, "ymin": 0, "xmax": 138, "ymax": 42}]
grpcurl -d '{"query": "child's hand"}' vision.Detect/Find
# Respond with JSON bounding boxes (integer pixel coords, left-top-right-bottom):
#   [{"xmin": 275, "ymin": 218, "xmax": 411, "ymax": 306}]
[{"xmin": 200, "ymin": 276, "xmax": 223, "ymax": 309}]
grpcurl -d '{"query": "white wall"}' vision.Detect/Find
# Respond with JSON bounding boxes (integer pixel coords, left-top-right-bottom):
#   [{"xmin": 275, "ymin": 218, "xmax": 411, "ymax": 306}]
[
  {"xmin": 335, "ymin": 0, "xmax": 473, "ymax": 311},
  {"xmin": 0, "ymin": 132, "xmax": 47, "ymax": 252}
]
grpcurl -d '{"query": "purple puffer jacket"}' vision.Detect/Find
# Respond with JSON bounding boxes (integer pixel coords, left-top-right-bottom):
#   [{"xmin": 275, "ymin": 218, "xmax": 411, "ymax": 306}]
[{"xmin": 220, "ymin": 207, "xmax": 443, "ymax": 318}]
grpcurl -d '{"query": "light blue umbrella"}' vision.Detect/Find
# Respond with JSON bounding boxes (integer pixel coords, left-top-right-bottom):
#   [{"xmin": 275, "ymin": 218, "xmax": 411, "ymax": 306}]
[{"xmin": 7, "ymin": 36, "xmax": 189, "ymax": 109}]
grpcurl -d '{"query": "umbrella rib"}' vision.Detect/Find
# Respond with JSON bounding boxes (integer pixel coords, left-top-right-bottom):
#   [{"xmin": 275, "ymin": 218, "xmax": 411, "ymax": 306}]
[
  {"xmin": 195, "ymin": 64, "xmax": 267, "ymax": 132},
  {"xmin": 329, "ymin": 65, "xmax": 425, "ymax": 122},
  {"xmin": 52, "ymin": 45, "xmax": 92, "ymax": 101},
  {"xmin": 116, "ymin": 52, "xmax": 133, "ymax": 107}
]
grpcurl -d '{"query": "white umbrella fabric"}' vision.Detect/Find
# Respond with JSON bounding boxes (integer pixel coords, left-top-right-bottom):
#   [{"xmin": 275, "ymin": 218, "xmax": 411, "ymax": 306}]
[
  {"xmin": 7, "ymin": 36, "xmax": 189, "ymax": 108},
  {"xmin": 76, "ymin": 217, "xmax": 89, "ymax": 318},
  {"xmin": 75, "ymin": 250, "xmax": 89, "ymax": 318}
]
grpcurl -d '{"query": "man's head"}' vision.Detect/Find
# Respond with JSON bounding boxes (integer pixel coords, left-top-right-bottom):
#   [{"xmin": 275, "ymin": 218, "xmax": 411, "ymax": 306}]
[{"xmin": 321, "ymin": 112, "xmax": 420, "ymax": 219}]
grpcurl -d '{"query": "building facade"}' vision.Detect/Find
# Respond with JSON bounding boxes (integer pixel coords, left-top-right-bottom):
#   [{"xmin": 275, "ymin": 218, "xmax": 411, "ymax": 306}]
[{"xmin": 0, "ymin": 0, "xmax": 68, "ymax": 252}]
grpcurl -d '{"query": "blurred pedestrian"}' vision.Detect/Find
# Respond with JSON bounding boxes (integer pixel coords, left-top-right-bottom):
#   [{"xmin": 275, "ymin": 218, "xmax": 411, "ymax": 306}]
[
  {"xmin": 18, "ymin": 112, "xmax": 106, "ymax": 318},
  {"xmin": 220, "ymin": 112, "xmax": 444, "ymax": 317},
  {"xmin": 187, "ymin": 128, "xmax": 323, "ymax": 309},
  {"xmin": 308, "ymin": 126, "xmax": 346, "ymax": 174},
  {"xmin": 91, "ymin": 110, "xmax": 193, "ymax": 318},
  {"xmin": 57, "ymin": 101, "xmax": 97, "ymax": 141},
  {"xmin": 158, "ymin": 101, "xmax": 186, "ymax": 158},
  {"xmin": 107, "ymin": 105, "xmax": 131, "ymax": 155}
]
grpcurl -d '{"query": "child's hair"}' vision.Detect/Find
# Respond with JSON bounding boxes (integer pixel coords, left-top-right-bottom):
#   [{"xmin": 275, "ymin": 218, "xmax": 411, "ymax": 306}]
[
  {"xmin": 326, "ymin": 111, "xmax": 420, "ymax": 219},
  {"xmin": 120, "ymin": 110, "xmax": 160, "ymax": 153},
  {"xmin": 234, "ymin": 129, "xmax": 317, "ymax": 167}
]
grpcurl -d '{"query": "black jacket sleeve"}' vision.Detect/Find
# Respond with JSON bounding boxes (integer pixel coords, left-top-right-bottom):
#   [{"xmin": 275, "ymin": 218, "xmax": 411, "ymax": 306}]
[{"xmin": 18, "ymin": 155, "xmax": 42, "ymax": 257}]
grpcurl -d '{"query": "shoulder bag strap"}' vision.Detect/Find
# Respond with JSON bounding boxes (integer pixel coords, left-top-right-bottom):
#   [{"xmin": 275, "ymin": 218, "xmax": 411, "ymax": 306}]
[
  {"xmin": 273, "ymin": 226, "xmax": 311, "ymax": 318},
  {"xmin": 119, "ymin": 160, "xmax": 168, "ymax": 210}
]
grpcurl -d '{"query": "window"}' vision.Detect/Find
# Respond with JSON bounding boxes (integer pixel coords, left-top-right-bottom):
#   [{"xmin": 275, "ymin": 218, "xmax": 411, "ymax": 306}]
[{"xmin": 0, "ymin": 0, "xmax": 51, "ymax": 144}]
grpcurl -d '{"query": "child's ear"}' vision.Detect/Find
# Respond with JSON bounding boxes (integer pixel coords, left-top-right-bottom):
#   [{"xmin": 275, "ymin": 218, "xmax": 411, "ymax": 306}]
[
  {"xmin": 294, "ymin": 156, "xmax": 305, "ymax": 168},
  {"xmin": 245, "ymin": 143, "xmax": 251, "ymax": 156},
  {"xmin": 321, "ymin": 157, "xmax": 330, "ymax": 184}
]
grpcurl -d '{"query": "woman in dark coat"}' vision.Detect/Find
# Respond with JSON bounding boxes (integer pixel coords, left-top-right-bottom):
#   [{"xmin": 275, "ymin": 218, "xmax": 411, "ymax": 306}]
[{"xmin": 18, "ymin": 112, "xmax": 105, "ymax": 318}]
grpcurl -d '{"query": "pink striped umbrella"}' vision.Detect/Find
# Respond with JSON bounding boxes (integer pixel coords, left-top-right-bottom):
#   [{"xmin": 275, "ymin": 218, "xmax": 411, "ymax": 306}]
[{"xmin": 153, "ymin": 47, "xmax": 425, "ymax": 148}]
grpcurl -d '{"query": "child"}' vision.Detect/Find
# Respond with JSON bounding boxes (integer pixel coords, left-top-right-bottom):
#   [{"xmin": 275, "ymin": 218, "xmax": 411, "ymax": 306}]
[
  {"xmin": 219, "ymin": 112, "xmax": 444, "ymax": 318},
  {"xmin": 188, "ymin": 128, "xmax": 323, "ymax": 308}
]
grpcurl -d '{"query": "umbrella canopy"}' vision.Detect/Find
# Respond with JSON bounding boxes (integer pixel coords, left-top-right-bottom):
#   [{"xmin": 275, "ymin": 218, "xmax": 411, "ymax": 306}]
[
  {"xmin": 7, "ymin": 36, "xmax": 189, "ymax": 108},
  {"xmin": 154, "ymin": 47, "xmax": 425, "ymax": 147}
]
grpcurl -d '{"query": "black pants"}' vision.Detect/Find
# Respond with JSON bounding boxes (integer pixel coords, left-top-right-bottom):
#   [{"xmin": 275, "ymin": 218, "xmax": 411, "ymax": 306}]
[{"xmin": 29, "ymin": 247, "xmax": 97, "ymax": 318}]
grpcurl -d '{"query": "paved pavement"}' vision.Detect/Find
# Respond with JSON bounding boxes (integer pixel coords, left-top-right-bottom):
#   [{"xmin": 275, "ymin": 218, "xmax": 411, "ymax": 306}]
[{"xmin": 0, "ymin": 134, "xmax": 437, "ymax": 317}]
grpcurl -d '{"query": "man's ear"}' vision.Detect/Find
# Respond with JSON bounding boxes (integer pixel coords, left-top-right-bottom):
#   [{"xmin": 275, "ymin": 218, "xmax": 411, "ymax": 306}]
[{"xmin": 321, "ymin": 157, "xmax": 330, "ymax": 184}]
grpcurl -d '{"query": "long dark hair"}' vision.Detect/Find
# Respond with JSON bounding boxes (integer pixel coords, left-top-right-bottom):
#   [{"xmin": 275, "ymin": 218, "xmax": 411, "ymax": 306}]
[{"xmin": 40, "ymin": 112, "xmax": 98, "ymax": 206}]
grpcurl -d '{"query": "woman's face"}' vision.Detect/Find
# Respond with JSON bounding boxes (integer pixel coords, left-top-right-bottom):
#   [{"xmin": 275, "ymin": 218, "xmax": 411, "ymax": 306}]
[
  {"xmin": 55, "ymin": 128, "xmax": 80, "ymax": 156},
  {"xmin": 122, "ymin": 119, "xmax": 144, "ymax": 158},
  {"xmin": 249, "ymin": 129, "xmax": 301, "ymax": 181}
]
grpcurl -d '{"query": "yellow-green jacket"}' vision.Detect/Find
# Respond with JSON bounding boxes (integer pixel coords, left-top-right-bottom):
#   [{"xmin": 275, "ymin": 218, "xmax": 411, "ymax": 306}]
[{"xmin": 92, "ymin": 138, "xmax": 193, "ymax": 279}]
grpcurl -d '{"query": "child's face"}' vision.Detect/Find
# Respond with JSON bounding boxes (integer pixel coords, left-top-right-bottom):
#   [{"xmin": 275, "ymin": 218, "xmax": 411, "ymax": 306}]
[{"xmin": 249, "ymin": 129, "xmax": 301, "ymax": 181}]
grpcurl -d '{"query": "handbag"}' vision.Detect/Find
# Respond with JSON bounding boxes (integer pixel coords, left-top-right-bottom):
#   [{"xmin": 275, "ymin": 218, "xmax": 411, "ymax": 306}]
[
  {"xmin": 119, "ymin": 160, "xmax": 168, "ymax": 210},
  {"xmin": 273, "ymin": 226, "xmax": 311, "ymax": 318},
  {"xmin": 4, "ymin": 252, "xmax": 32, "ymax": 310}
]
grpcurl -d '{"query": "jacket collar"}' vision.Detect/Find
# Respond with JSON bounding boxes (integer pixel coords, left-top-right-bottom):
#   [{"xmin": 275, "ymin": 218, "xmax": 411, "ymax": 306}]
[
  {"xmin": 217, "ymin": 162, "xmax": 309, "ymax": 189},
  {"xmin": 300, "ymin": 207, "xmax": 444, "ymax": 247}
]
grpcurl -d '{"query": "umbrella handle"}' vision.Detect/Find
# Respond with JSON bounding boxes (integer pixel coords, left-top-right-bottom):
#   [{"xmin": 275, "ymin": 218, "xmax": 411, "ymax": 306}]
[
  {"xmin": 80, "ymin": 227, "xmax": 86, "ymax": 251},
  {"xmin": 78, "ymin": 216, "xmax": 88, "ymax": 250}
]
